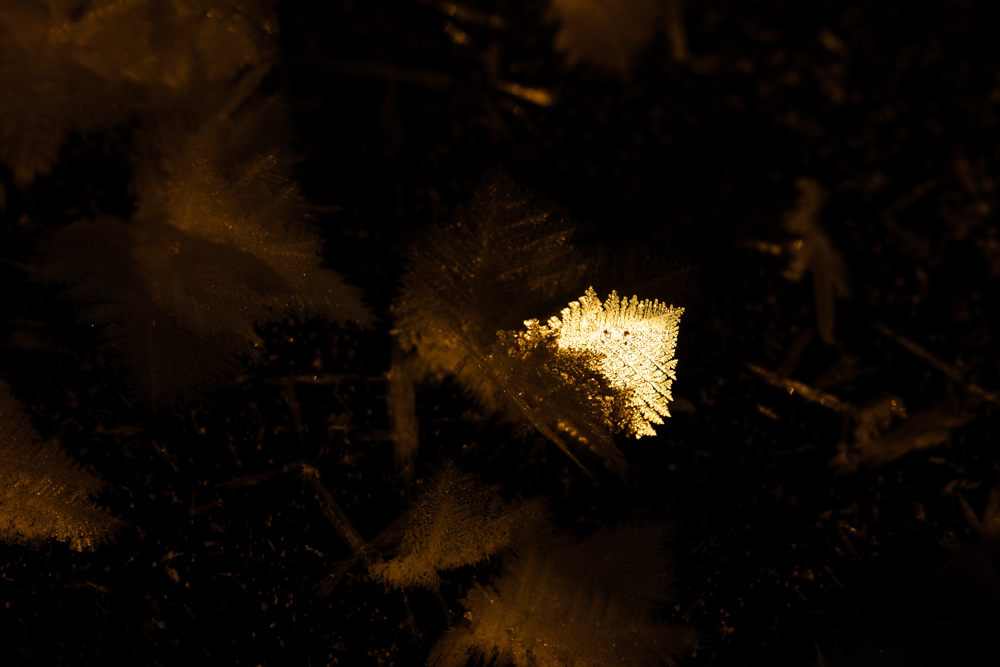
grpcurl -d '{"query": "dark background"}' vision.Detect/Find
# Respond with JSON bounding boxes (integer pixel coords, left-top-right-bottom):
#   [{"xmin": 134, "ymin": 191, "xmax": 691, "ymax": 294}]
[{"xmin": 2, "ymin": 0, "xmax": 999, "ymax": 664}]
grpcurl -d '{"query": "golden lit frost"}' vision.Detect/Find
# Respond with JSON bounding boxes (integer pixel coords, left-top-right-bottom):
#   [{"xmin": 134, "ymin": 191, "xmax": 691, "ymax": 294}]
[{"xmin": 524, "ymin": 287, "xmax": 683, "ymax": 438}]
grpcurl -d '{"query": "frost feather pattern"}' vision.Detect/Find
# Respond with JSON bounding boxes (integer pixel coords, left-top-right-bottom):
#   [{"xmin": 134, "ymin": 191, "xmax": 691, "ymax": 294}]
[
  {"xmin": 0, "ymin": 383, "xmax": 120, "ymax": 551},
  {"xmin": 389, "ymin": 173, "xmax": 587, "ymax": 473},
  {"xmin": 368, "ymin": 462, "xmax": 548, "ymax": 589},
  {"xmin": 391, "ymin": 177, "xmax": 684, "ymax": 472},
  {"xmin": 524, "ymin": 287, "xmax": 684, "ymax": 437},
  {"xmin": 29, "ymin": 0, "xmax": 372, "ymax": 408},
  {"xmin": 0, "ymin": 0, "xmax": 274, "ymax": 186},
  {"xmin": 428, "ymin": 522, "xmax": 695, "ymax": 667}
]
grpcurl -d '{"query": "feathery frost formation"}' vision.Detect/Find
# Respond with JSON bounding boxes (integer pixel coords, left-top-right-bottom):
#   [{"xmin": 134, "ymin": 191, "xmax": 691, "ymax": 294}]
[
  {"xmin": 0, "ymin": 0, "xmax": 272, "ymax": 186},
  {"xmin": 391, "ymin": 175, "xmax": 684, "ymax": 473},
  {"xmin": 392, "ymin": 173, "xmax": 584, "ymax": 401},
  {"xmin": 369, "ymin": 462, "xmax": 548, "ymax": 590},
  {"xmin": 522, "ymin": 287, "xmax": 683, "ymax": 437},
  {"xmin": 14, "ymin": 0, "xmax": 371, "ymax": 407},
  {"xmin": 429, "ymin": 522, "xmax": 695, "ymax": 667},
  {"xmin": 0, "ymin": 383, "xmax": 120, "ymax": 550},
  {"xmin": 130, "ymin": 106, "xmax": 373, "ymax": 337},
  {"xmin": 390, "ymin": 173, "xmax": 587, "ymax": 473}
]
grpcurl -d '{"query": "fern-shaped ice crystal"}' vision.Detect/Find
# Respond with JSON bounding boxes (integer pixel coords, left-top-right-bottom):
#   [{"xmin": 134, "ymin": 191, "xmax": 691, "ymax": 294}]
[
  {"xmin": 369, "ymin": 461, "xmax": 548, "ymax": 589},
  {"xmin": 429, "ymin": 522, "xmax": 695, "ymax": 667},
  {"xmin": 30, "ymin": 3, "xmax": 371, "ymax": 408},
  {"xmin": 520, "ymin": 287, "xmax": 683, "ymax": 438},
  {"xmin": 0, "ymin": 382, "xmax": 121, "ymax": 550}
]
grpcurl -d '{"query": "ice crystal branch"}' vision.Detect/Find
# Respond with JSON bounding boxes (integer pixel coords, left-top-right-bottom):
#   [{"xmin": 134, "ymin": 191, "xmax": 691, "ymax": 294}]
[
  {"xmin": 391, "ymin": 175, "xmax": 684, "ymax": 474},
  {"xmin": 369, "ymin": 461, "xmax": 548, "ymax": 590},
  {"xmin": 0, "ymin": 0, "xmax": 274, "ymax": 185},
  {"xmin": 27, "ymin": 0, "xmax": 372, "ymax": 407},
  {"xmin": 522, "ymin": 287, "xmax": 683, "ymax": 437},
  {"xmin": 390, "ymin": 173, "xmax": 587, "ymax": 473},
  {"xmin": 0, "ymin": 382, "xmax": 120, "ymax": 550},
  {"xmin": 428, "ymin": 522, "xmax": 695, "ymax": 667},
  {"xmin": 131, "ymin": 103, "xmax": 373, "ymax": 336},
  {"xmin": 485, "ymin": 328, "xmax": 622, "ymax": 470},
  {"xmin": 392, "ymin": 172, "xmax": 585, "ymax": 389}
]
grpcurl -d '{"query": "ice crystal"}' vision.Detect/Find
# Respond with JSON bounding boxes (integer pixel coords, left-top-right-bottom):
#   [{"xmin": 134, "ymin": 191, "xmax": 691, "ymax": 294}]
[
  {"xmin": 522, "ymin": 287, "xmax": 684, "ymax": 437},
  {"xmin": 487, "ymin": 325, "xmax": 629, "ymax": 471},
  {"xmin": 30, "ymin": 0, "xmax": 371, "ymax": 408},
  {"xmin": 390, "ymin": 172, "xmax": 586, "ymax": 473},
  {"xmin": 131, "ymin": 107, "xmax": 373, "ymax": 337},
  {"xmin": 428, "ymin": 522, "xmax": 695, "ymax": 667},
  {"xmin": 0, "ymin": 382, "xmax": 120, "ymax": 550},
  {"xmin": 392, "ymin": 172, "xmax": 584, "ymax": 392},
  {"xmin": 391, "ymin": 175, "xmax": 685, "ymax": 474},
  {"xmin": 0, "ymin": 0, "xmax": 274, "ymax": 186},
  {"xmin": 369, "ymin": 462, "xmax": 548, "ymax": 590}
]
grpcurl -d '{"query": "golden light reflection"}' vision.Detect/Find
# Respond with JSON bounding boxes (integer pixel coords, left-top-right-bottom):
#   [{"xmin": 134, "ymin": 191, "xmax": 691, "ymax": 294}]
[{"xmin": 526, "ymin": 287, "xmax": 683, "ymax": 437}]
